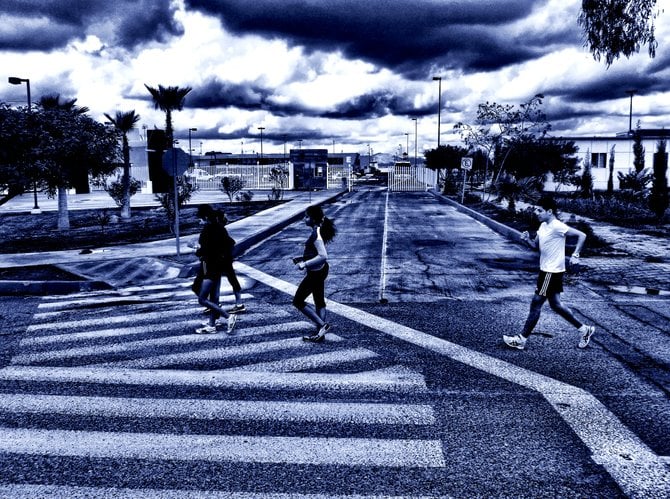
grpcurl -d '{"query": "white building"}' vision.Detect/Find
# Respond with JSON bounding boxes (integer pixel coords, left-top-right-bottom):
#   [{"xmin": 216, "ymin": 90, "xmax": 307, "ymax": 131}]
[{"xmin": 546, "ymin": 129, "xmax": 669, "ymax": 191}]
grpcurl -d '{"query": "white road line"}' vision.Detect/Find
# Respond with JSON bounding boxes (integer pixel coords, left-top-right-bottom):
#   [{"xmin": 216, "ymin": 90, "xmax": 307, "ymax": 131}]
[
  {"xmin": 0, "ymin": 365, "xmax": 427, "ymax": 392},
  {"xmin": 0, "ymin": 484, "xmax": 435, "ymax": 499},
  {"xmin": 91, "ymin": 333, "xmax": 340, "ymax": 369},
  {"xmin": 28, "ymin": 301, "xmax": 242, "ymax": 332},
  {"xmin": 378, "ymin": 188, "xmax": 390, "ymax": 302},
  {"xmin": 0, "ymin": 393, "xmax": 435, "ymax": 425},
  {"xmin": 13, "ymin": 321, "xmax": 315, "ymax": 365},
  {"xmin": 235, "ymin": 347, "xmax": 378, "ymax": 372},
  {"xmin": 0, "ymin": 427, "xmax": 446, "ymax": 467},
  {"xmin": 235, "ymin": 262, "xmax": 670, "ymax": 498},
  {"xmin": 37, "ymin": 291, "xmax": 254, "ymax": 311},
  {"xmin": 22, "ymin": 311, "xmax": 292, "ymax": 347}
]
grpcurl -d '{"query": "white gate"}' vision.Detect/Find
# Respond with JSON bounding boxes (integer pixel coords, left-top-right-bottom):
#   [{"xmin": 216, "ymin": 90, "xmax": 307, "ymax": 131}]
[
  {"xmin": 327, "ymin": 165, "xmax": 351, "ymax": 189},
  {"xmin": 186, "ymin": 163, "xmax": 293, "ymax": 191},
  {"xmin": 388, "ymin": 162, "xmax": 437, "ymax": 191}
]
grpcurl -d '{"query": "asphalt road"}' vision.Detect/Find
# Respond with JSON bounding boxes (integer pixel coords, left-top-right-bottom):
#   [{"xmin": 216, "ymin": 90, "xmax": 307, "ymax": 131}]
[{"xmin": 0, "ymin": 188, "xmax": 668, "ymax": 497}]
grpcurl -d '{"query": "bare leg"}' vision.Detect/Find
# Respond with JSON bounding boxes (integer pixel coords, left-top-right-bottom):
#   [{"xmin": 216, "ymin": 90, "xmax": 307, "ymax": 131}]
[
  {"xmin": 548, "ymin": 294, "xmax": 583, "ymax": 328},
  {"xmin": 198, "ymin": 279, "xmax": 228, "ymax": 325},
  {"xmin": 521, "ymin": 294, "xmax": 547, "ymax": 338}
]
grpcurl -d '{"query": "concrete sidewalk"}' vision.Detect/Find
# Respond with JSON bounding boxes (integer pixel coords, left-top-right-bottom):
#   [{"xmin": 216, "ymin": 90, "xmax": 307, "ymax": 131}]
[{"xmin": 0, "ymin": 189, "xmax": 345, "ymax": 293}]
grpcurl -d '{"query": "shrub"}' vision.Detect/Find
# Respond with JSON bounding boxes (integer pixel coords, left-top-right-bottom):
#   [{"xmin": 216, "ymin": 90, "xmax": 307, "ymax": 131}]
[
  {"xmin": 220, "ymin": 176, "xmax": 245, "ymax": 202},
  {"xmin": 105, "ymin": 176, "xmax": 143, "ymax": 207}
]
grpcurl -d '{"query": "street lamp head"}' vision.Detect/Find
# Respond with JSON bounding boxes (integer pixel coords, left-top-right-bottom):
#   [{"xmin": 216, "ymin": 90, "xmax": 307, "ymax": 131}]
[
  {"xmin": 432, "ymin": 76, "xmax": 442, "ymax": 81},
  {"xmin": 8, "ymin": 77, "xmax": 27, "ymax": 85},
  {"xmin": 189, "ymin": 127, "xmax": 197, "ymax": 132}
]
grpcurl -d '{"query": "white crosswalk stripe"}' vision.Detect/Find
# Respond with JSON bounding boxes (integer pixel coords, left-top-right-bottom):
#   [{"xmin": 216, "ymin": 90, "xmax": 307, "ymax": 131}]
[{"xmin": 0, "ymin": 274, "xmax": 446, "ymax": 495}]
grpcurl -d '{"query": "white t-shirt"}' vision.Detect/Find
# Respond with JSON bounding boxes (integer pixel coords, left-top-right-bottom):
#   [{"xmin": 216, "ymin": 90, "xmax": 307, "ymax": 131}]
[{"xmin": 537, "ymin": 218, "xmax": 569, "ymax": 273}]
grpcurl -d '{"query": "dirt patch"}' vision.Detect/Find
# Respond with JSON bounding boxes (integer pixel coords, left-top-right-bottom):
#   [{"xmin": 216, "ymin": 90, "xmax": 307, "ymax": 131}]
[
  {"xmin": 0, "ymin": 265, "xmax": 85, "ymax": 281},
  {"xmin": 0, "ymin": 200, "xmax": 282, "ymax": 254}
]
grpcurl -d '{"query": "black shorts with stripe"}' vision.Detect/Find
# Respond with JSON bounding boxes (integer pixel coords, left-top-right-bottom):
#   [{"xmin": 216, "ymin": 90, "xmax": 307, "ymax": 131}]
[{"xmin": 535, "ymin": 271, "xmax": 564, "ymax": 296}]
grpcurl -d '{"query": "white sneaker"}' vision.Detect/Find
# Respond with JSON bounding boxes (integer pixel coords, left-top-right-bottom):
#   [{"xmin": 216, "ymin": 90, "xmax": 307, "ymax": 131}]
[
  {"xmin": 227, "ymin": 314, "xmax": 237, "ymax": 334},
  {"xmin": 195, "ymin": 325, "xmax": 217, "ymax": 334},
  {"xmin": 503, "ymin": 334, "xmax": 527, "ymax": 350},
  {"xmin": 578, "ymin": 325, "xmax": 595, "ymax": 348},
  {"xmin": 201, "ymin": 319, "xmax": 225, "ymax": 327}
]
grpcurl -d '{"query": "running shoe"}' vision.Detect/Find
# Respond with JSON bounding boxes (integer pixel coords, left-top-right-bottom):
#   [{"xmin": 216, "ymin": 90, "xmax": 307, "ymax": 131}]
[
  {"xmin": 227, "ymin": 314, "xmax": 237, "ymax": 334},
  {"xmin": 303, "ymin": 323, "xmax": 330, "ymax": 342},
  {"xmin": 227, "ymin": 304, "xmax": 246, "ymax": 314},
  {"xmin": 578, "ymin": 325, "xmax": 595, "ymax": 348},
  {"xmin": 503, "ymin": 334, "xmax": 527, "ymax": 350},
  {"xmin": 195, "ymin": 325, "xmax": 217, "ymax": 334}
]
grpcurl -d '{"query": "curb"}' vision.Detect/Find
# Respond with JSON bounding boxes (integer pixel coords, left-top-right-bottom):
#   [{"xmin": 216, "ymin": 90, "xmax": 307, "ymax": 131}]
[{"xmin": 431, "ymin": 192, "xmax": 525, "ymax": 242}]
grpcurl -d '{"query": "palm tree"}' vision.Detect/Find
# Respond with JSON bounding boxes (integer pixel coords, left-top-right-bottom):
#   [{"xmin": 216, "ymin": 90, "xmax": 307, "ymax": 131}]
[
  {"xmin": 144, "ymin": 84, "xmax": 192, "ymax": 147},
  {"xmin": 38, "ymin": 94, "xmax": 89, "ymax": 114},
  {"xmin": 37, "ymin": 94, "xmax": 91, "ymax": 230},
  {"xmin": 104, "ymin": 110, "xmax": 141, "ymax": 219}
]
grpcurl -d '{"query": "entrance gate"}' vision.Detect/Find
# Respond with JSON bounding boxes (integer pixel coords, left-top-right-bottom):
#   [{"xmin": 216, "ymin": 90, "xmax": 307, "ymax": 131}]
[{"xmin": 388, "ymin": 162, "xmax": 437, "ymax": 191}]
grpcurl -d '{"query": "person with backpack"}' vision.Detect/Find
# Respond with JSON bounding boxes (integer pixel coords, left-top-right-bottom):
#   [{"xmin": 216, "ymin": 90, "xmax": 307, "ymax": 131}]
[
  {"xmin": 292, "ymin": 205, "xmax": 337, "ymax": 342},
  {"xmin": 193, "ymin": 204, "xmax": 237, "ymax": 334}
]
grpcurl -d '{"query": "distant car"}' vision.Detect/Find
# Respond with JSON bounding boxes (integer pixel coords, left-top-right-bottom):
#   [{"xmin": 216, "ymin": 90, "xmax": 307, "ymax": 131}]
[{"xmin": 186, "ymin": 168, "xmax": 213, "ymax": 181}]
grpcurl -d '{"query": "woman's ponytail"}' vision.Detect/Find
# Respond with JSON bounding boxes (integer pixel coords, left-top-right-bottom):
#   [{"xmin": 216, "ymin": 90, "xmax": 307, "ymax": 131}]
[{"xmin": 320, "ymin": 216, "xmax": 336, "ymax": 244}]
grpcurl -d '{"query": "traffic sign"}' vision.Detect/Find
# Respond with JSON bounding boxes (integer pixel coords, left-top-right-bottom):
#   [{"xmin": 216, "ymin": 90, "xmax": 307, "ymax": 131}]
[
  {"xmin": 162, "ymin": 148, "xmax": 191, "ymax": 176},
  {"xmin": 461, "ymin": 157, "xmax": 473, "ymax": 171}
]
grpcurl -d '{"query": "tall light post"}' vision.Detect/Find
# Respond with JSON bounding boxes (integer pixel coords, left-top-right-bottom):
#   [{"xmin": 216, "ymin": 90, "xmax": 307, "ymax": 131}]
[
  {"xmin": 412, "ymin": 118, "xmax": 418, "ymax": 167},
  {"xmin": 172, "ymin": 139, "xmax": 181, "ymax": 256},
  {"xmin": 9, "ymin": 76, "xmax": 39, "ymax": 212},
  {"xmin": 258, "ymin": 127, "xmax": 265, "ymax": 162},
  {"xmin": 188, "ymin": 127, "xmax": 197, "ymax": 169},
  {"xmin": 625, "ymin": 89, "xmax": 637, "ymax": 133},
  {"xmin": 432, "ymin": 76, "xmax": 442, "ymax": 147}
]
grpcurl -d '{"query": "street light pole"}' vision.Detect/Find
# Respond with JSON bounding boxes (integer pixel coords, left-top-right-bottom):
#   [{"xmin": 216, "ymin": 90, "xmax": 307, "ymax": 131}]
[
  {"xmin": 9, "ymin": 76, "xmax": 39, "ymax": 213},
  {"xmin": 432, "ymin": 76, "xmax": 442, "ymax": 147},
  {"xmin": 188, "ymin": 127, "xmax": 197, "ymax": 170},
  {"xmin": 258, "ymin": 127, "xmax": 265, "ymax": 163},
  {"xmin": 172, "ymin": 139, "xmax": 181, "ymax": 257},
  {"xmin": 625, "ymin": 89, "xmax": 637, "ymax": 133},
  {"xmin": 412, "ymin": 118, "xmax": 418, "ymax": 167}
]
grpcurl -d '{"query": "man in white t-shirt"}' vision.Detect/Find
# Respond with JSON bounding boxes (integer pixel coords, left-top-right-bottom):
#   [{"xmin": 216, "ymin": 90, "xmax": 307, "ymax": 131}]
[{"xmin": 503, "ymin": 195, "xmax": 595, "ymax": 350}]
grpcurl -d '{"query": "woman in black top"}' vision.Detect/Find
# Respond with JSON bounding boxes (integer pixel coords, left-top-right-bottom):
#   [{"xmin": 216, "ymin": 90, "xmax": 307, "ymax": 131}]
[
  {"xmin": 292, "ymin": 205, "xmax": 336, "ymax": 342},
  {"xmin": 194, "ymin": 204, "xmax": 237, "ymax": 334}
]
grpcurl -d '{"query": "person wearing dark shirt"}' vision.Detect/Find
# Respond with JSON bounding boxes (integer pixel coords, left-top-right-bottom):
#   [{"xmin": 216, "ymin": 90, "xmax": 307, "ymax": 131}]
[
  {"xmin": 193, "ymin": 204, "xmax": 237, "ymax": 334},
  {"xmin": 292, "ymin": 205, "xmax": 337, "ymax": 342}
]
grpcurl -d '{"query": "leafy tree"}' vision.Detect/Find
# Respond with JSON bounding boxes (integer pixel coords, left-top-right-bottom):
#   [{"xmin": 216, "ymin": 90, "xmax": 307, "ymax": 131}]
[
  {"xmin": 632, "ymin": 122, "xmax": 645, "ymax": 173},
  {"xmin": 220, "ymin": 176, "xmax": 245, "ymax": 202},
  {"xmin": 0, "ymin": 103, "xmax": 33, "ymax": 198},
  {"xmin": 424, "ymin": 144, "xmax": 469, "ymax": 189},
  {"xmin": 578, "ymin": 0, "xmax": 660, "ymax": 66},
  {"xmin": 580, "ymin": 153, "xmax": 594, "ymax": 199},
  {"xmin": 454, "ymin": 94, "xmax": 550, "ymax": 187},
  {"xmin": 491, "ymin": 173, "xmax": 543, "ymax": 214},
  {"xmin": 104, "ymin": 176, "xmax": 143, "ymax": 208},
  {"xmin": 33, "ymin": 99, "xmax": 120, "ymax": 229},
  {"xmin": 155, "ymin": 178, "xmax": 199, "ymax": 232},
  {"xmin": 648, "ymin": 139, "xmax": 668, "ymax": 218},
  {"xmin": 144, "ymin": 84, "xmax": 192, "ymax": 147},
  {"xmin": 104, "ymin": 110, "xmax": 141, "ymax": 219},
  {"xmin": 268, "ymin": 166, "xmax": 289, "ymax": 200},
  {"xmin": 500, "ymin": 137, "xmax": 579, "ymax": 182},
  {"xmin": 607, "ymin": 144, "xmax": 616, "ymax": 195}
]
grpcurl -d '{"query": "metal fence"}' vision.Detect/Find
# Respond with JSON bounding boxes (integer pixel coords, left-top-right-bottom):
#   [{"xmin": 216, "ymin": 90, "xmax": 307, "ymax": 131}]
[
  {"xmin": 185, "ymin": 163, "xmax": 294, "ymax": 191},
  {"xmin": 327, "ymin": 165, "xmax": 352, "ymax": 190},
  {"xmin": 388, "ymin": 162, "xmax": 437, "ymax": 191}
]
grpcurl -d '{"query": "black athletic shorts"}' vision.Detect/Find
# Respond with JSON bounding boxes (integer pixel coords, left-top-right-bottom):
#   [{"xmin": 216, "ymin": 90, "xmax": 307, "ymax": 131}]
[{"xmin": 535, "ymin": 271, "xmax": 564, "ymax": 296}]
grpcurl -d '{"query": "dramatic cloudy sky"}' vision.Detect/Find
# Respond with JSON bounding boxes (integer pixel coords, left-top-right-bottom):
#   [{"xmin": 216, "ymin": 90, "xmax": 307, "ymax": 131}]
[{"xmin": 2, "ymin": 0, "xmax": 669, "ymax": 157}]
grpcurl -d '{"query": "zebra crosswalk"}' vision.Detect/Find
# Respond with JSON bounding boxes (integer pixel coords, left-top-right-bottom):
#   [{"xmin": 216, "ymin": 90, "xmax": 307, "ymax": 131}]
[{"xmin": 0, "ymin": 277, "xmax": 446, "ymax": 497}]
